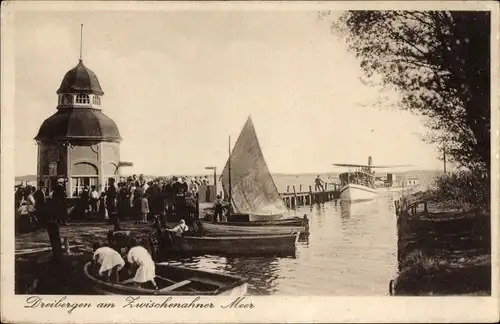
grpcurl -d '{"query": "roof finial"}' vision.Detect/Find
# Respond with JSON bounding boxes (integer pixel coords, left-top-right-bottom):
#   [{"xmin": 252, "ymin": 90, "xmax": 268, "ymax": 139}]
[{"xmin": 79, "ymin": 24, "xmax": 83, "ymax": 61}]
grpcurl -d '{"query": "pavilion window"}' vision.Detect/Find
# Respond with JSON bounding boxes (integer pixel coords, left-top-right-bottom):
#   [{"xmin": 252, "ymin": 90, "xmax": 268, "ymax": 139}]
[
  {"xmin": 75, "ymin": 94, "xmax": 90, "ymax": 104},
  {"xmin": 61, "ymin": 94, "xmax": 73, "ymax": 105},
  {"xmin": 71, "ymin": 176, "xmax": 98, "ymax": 198},
  {"xmin": 92, "ymin": 95, "xmax": 101, "ymax": 106}
]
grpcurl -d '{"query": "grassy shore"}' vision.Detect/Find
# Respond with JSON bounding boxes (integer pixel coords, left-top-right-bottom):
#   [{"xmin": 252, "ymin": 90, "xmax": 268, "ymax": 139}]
[{"xmin": 392, "ymin": 176, "xmax": 491, "ymax": 295}]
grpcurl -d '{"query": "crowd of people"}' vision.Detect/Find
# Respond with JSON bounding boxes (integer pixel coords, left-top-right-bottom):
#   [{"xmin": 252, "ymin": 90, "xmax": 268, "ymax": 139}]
[{"xmin": 14, "ymin": 174, "xmax": 221, "ymax": 232}]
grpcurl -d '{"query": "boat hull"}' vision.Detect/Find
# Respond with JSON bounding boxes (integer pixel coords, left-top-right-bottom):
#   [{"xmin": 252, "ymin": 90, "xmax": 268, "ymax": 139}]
[
  {"xmin": 339, "ymin": 184, "xmax": 377, "ymax": 202},
  {"xmin": 225, "ymin": 217, "xmax": 307, "ymax": 227},
  {"xmin": 159, "ymin": 231, "xmax": 299, "ymax": 257},
  {"xmin": 227, "ymin": 213, "xmax": 284, "ymax": 222},
  {"xmin": 201, "ymin": 221, "xmax": 307, "ymax": 236},
  {"xmin": 84, "ymin": 262, "xmax": 248, "ymax": 296}
]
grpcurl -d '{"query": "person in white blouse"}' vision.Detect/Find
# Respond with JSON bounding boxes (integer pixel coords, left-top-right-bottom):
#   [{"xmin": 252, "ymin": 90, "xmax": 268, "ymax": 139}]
[
  {"xmin": 125, "ymin": 238, "xmax": 158, "ymax": 289},
  {"xmin": 92, "ymin": 242, "xmax": 125, "ymax": 283},
  {"xmin": 167, "ymin": 219, "xmax": 189, "ymax": 236}
]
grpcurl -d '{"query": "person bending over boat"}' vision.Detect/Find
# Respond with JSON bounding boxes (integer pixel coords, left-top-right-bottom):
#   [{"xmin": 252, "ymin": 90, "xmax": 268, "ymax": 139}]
[
  {"xmin": 126, "ymin": 238, "xmax": 158, "ymax": 289},
  {"xmin": 92, "ymin": 242, "xmax": 125, "ymax": 283}
]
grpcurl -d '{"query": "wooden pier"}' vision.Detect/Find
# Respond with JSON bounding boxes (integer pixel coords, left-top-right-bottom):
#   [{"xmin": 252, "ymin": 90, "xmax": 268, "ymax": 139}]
[{"xmin": 280, "ymin": 184, "xmax": 340, "ymax": 208}]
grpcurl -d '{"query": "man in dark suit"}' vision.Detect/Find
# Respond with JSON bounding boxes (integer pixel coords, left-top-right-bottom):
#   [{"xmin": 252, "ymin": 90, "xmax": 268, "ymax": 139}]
[
  {"xmin": 106, "ymin": 178, "xmax": 120, "ymax": 230},
  {"xmin": 33, "ymin": 181, "xmax": 47, "ymax": 224}
]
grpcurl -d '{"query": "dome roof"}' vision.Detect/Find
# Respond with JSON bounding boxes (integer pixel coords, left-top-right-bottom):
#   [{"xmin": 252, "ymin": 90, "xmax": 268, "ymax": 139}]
[
  {"xmin": 56, "ymin": 60, "xmax": 104, "ymax": 95},
  {"xmin": 35, "ymin": 108, "xmax": 121, "ymax": 142}
]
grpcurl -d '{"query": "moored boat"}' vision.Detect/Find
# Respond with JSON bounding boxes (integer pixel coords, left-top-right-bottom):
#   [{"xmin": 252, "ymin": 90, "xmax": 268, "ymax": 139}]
[
  {"xmin": 157, "ymin": 230, "xmax": 300, "ymax": 257},
  {"xmin": 334, "ymin": 157, "xmax": 410, "ymax": 203},
  {"xmin": 201, "ymin": 221, "xmax": 308, "ymax": 236},
  {"xmin": 339, "ymin": 182, "xmax": 377, "ymax": 202},
  {"xmin": 83, "ymin": 261, "xmax": 248, "ymax": 295}
]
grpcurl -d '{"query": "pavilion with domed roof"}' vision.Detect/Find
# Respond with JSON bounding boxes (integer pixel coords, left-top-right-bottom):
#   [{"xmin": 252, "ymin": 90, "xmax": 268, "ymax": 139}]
[{"xmin": 35, "ymin": 58, "xmax": 130, "ymax": 197}]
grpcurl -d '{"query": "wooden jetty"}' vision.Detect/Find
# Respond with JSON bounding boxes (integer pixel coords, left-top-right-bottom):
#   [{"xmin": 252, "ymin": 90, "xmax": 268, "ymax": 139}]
[{"xmin": 279, "ymin": 184, "xmax": 340, "ymax": 208}]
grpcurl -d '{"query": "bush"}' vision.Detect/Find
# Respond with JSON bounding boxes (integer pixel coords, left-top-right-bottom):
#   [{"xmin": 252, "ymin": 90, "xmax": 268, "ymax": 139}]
[{"xmin": 434, "ymin": 170, "xmax": 489, "ymax": 215}]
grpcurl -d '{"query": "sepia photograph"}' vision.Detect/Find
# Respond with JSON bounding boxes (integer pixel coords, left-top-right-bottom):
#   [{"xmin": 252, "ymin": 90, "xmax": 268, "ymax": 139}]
[{"xmin": 1, "ymin": 1, "xmax": 498, "ymax": 323}]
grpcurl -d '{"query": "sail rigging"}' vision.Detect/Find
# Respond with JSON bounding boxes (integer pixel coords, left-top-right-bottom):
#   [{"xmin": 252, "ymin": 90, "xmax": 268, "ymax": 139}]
[{"xmin": 220, "ymin": 116, "xmax": 288, "ymax": 217}]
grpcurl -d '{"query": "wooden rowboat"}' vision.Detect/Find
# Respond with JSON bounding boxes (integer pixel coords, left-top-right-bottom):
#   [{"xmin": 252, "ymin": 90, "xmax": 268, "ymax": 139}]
[
  {"xmin": 83, "ymin": 261, "xmax": 248, "ymax": 296},
  {"xmin": 158, "ymin": 231, "xmax": 300, "ymax": 257},
  {"xmin": 201, "ymin": 221, "xmax": 307, "ymax": 236}
]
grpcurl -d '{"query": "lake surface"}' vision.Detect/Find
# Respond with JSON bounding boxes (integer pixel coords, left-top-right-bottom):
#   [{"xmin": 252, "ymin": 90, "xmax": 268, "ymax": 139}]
[{"xmin": 164, "ymin": 189, "xmax": 402, "ymax": 296}]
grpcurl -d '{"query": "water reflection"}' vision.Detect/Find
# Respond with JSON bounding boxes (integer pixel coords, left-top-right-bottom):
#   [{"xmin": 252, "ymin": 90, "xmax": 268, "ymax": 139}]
[
  {"xmin": 166, "ymin": 192, "xmax": 398, "ymax": 295},
  {"xmin": 224, "ymin": 257, "xmax": 281, "ymax": 295}
]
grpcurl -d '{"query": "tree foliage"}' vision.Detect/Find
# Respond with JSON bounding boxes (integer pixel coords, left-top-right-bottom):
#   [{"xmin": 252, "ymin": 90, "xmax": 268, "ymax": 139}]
[{"xmin": 330, "ymin": 11, "xmax": 490, "ymax": 172}]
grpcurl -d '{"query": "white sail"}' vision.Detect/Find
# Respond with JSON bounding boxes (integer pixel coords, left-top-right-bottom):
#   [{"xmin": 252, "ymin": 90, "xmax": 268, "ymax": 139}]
[{"xmin": 220, "ymin": 116, "xmax": 288, "ymax": 218}]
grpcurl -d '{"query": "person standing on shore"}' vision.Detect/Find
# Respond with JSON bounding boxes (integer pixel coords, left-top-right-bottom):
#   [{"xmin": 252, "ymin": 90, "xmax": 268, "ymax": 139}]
[
  {"xmin": 90, "ymin": 186, "xmax": 99, "ymax": 214},
  {"xmin": 33, "ymin": 181, "xmax": 47, "ymax": 224},
  {"xmin": 51, "ymin": 178, "xmax": 68, "ymax": 225},
  {"xmin": 106, "ymin": 178, "xmax": 120, "ymax": 230},
  {"xmin": 189, "ymin": 178, "xmax": 198, "ymax": 195},
  {"xmin": 46, "ymin": 178, "xmax": 66, "ymax": 262},
  {"xmin": 133, "ymin": 181, "xmax": 144, "ymax": 224}
]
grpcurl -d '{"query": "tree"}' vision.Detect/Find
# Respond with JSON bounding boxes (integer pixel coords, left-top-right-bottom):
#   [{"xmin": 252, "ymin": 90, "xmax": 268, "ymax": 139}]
[{"xmin": 329, "ymin": 11, "xmax": 490, "ymax": 173}]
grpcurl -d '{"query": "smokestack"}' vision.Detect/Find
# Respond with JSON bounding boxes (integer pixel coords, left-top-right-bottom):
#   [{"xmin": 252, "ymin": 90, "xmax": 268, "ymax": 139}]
[{"xmin": 368, "ymin": 156, "xmax": 373, "ymax": 166}]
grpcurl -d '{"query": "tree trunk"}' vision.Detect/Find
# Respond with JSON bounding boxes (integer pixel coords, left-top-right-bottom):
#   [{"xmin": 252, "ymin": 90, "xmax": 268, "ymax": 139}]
[{"xmin": 46, "ymin": 222, "xmax": 63, "ymax": 263}]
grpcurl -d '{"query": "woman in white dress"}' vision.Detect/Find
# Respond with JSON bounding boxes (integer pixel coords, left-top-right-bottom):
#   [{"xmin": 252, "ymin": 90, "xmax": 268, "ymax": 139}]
[
  {"xmin": 92, "ymin": 242, "xmax": 125, "ymax": 283},
  {"xmin": 126, "ymin": 239, "xmax": 157, "ymax": 289}
]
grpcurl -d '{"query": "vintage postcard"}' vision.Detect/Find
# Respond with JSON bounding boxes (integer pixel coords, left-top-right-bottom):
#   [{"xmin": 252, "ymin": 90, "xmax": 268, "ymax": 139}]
[{"xmin": 1, "ymin": 1, "xmax": 499, "ymax": 323}]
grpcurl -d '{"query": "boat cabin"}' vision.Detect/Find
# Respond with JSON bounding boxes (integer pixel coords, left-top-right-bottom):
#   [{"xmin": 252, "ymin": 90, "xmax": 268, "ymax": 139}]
[{"xmin": 339, "ymin": 171, "xmax": 375, "ymax": 188}]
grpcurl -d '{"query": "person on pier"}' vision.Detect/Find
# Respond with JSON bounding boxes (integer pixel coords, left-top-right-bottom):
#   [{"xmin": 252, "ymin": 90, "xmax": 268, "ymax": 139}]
[
  {"xmin": 92, "ymin": 242, "xmax": 125, "ymax": 283},
  {"xmin": 125, "ymin": 238, "xmax": 158, "ymax": 289},
  {"xmin": 314, "ymin": 175, "xmax": 325, "ymax": 192}
]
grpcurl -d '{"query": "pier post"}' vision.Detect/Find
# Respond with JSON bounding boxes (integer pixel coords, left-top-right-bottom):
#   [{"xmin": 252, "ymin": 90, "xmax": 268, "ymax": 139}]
[
  {"xmin": 299, "ymin": 184, "xmax": 302, "ymax": 192},
  {"xmin": 309, "ymin": 185, "xmax": 314, "ymax": 204},
  {"xmin": 293, "ymin": 185, "xmax": 297, "ymax": 208},
  {"xmin": 287, "ymin": 186, "xmax": 290, "ymax": 193}
]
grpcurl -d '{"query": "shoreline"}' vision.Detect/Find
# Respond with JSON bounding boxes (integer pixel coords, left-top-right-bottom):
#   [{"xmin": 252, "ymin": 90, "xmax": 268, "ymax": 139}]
[{"xmin": 392, "ymin": 190, "xmax": 491, "ymax": 296}]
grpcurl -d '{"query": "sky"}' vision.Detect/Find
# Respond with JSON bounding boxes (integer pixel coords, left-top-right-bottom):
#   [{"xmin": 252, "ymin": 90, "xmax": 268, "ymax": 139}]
[{"xmin": 13, "ymin": 10, "xmax": 444, "ymax": 176}]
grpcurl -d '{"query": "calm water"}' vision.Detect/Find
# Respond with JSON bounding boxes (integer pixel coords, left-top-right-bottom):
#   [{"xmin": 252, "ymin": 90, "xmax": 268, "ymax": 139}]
[{"xmin": 164, "ymin": 190, "xmax": 401, "ymax": 296}]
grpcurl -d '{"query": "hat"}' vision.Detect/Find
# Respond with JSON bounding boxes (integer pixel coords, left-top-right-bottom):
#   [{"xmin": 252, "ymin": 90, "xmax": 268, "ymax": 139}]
[{"xmin": 57, "ymin": 178, "xmax": 65, "ymax": 184}]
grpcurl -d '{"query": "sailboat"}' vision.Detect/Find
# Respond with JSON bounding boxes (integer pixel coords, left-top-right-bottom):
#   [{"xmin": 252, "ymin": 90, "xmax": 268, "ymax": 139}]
[
  {"xmin": 334, "ymin": 157, "xmax": 411, "ymax": 202},
  {"xmin": 220, "ymin": 116, "xmax": 289, "ymax": 222}
]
